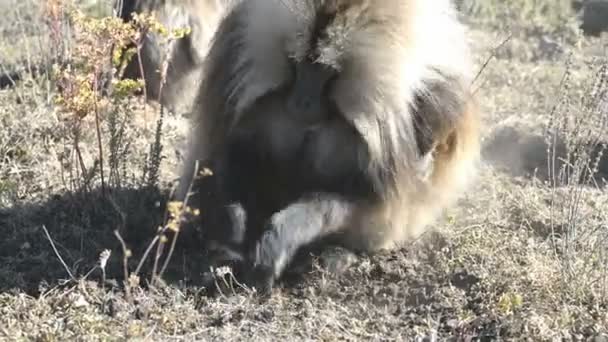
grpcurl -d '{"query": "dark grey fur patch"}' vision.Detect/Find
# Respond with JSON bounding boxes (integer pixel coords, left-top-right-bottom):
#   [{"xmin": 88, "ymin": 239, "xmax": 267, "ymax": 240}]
[{"xmin": 411, "ymin": 69, "xmax": 468, "ymax": 156}]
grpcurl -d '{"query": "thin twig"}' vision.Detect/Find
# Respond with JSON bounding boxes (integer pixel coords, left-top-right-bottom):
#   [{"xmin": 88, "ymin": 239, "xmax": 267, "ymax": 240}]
[
  {"xmin": 113, "ymin": 229, "xmax": 132, "ymax": 301},
  {"xmin": 471, "ymin": 33, "xmax": 512, "ymax": 92},
  {"xmin": 81, "ymin": 264, "xmax": 98, "ymax": 281},
  {"xmin": 151, "ymin": 238, "xmax": 165, "ymax": 285},
  {"xmin": 135, "ymin": 37, "xmax": 149, "ymax": 124},
  {"xmin": 92, "ymin": 71, "xmax": 106, "ymax": 195},
  {"xmin": 159, "ymin": 160, "xmax": 199, "ymax": 278},
  {"xmin": 41, "ymin": 225, "xmax": 76, "ymax": 281},
  {"xmin": 73, "ymin": 127, "xmax": 91, "ymax": 193},
  {"xmin": 143, "ymin": 324, "xmax": 157, "ymax": 341},
  {"xmin": 134, "ymin": 234, "xmax": 160, "ymax": 276}
]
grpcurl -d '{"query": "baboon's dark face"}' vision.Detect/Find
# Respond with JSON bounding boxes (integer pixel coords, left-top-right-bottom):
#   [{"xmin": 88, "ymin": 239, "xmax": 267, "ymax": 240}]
[
  {"xmin": 282, "ymin": 1, "xmax": 360, "ymax": 128},
  {"xmin": 287, "ymin": 0, "xmax": 367, "ymax": 68},
  {"xmin": 286, "ymin": 57, "xmax": 337, "ymax": 125},
  {"xmin": 220, "ymin": 1, "xmax": 379, "ymax": 205},
  {"xmin": 280, "ymin": 0, "xmax": 399, "ymax": 126}
]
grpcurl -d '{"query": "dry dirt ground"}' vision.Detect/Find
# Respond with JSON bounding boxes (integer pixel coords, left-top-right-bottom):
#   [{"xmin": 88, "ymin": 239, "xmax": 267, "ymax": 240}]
[{"xmin": 1, "ymin": 1, "xmax": 608, "ymax": 341}]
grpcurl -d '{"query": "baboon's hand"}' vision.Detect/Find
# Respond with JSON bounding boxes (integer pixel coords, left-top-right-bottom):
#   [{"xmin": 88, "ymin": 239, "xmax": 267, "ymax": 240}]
[
  {"xmin": 245, "ymin": 263, "xmax": 275, "ymax": 297},
  {"xmin": 245, "ymin": 229, "xmax": 281, "ymax": 296}
]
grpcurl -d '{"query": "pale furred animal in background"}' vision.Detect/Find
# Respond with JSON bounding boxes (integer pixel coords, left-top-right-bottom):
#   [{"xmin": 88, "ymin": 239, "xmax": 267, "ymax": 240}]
[{"xmin": 115, "ymin": 0, "xmax": 239, "ymax": 115}]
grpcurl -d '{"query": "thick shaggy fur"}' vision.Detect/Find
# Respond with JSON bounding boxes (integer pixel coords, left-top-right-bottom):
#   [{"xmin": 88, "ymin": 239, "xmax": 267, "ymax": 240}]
[
  {"xmin": 117, "ymin": 0, "xmax": 237, "ymax": 114},
  {"xmin": 179, "ymin": 0, "xmax": 480, "ymax": 292}
]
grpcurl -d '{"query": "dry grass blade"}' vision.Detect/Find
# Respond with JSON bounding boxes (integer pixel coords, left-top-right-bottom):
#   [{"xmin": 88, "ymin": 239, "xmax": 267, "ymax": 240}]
[{"xmin": 41, "ymin": 224, "xmax": 76, "ymax": 281}]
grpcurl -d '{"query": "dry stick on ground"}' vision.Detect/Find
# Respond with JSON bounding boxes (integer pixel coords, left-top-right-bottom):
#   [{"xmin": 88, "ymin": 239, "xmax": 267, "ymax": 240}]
[{"xmin": 41, "ymin": 224, "xmax": 76, "ymax": 282}]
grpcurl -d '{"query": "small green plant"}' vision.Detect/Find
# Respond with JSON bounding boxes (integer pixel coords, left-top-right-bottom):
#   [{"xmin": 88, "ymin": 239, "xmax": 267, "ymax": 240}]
[{"xmin": 497, "ymin": 291, "xmax": 524, "ymax": 314}]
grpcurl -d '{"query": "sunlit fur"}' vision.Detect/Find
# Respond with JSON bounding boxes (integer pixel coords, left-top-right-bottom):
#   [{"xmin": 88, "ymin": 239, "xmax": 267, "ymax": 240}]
[
  {"xmin": 117, "ymin": 0, "xmax": 238, "ymax": 114},
  {"xmin": 179, "ymin": 0, "xmax": 480, "ymax": 254}
]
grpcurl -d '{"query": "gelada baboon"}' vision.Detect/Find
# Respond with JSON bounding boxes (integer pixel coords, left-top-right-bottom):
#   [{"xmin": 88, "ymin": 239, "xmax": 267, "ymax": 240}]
[
  {"xmin": 115, "ymin": 0, "xmax": 238, "ymax": 114},
  {"xmin": 179, "ymin": 0, "xmax": 481, "ymax": 293}
]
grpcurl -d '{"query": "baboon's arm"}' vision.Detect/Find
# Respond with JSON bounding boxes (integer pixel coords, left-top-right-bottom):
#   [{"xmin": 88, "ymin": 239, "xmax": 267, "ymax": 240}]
[{"xmin": 247, "ymin": 193, "xmax": 354, "ymax": 293}]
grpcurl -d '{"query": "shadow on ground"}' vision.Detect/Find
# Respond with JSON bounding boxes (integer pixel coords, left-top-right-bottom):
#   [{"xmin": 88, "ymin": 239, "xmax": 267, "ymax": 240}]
[
  {"xmin": 0, "ymin": 179, "xmax": 337, "ymax": 297},
  {"xmin": 0, "ymin": 184, "xmax": 222, "ymax": 295}
]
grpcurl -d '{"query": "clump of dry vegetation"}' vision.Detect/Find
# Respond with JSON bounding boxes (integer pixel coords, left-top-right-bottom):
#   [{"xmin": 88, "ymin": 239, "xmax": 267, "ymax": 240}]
[
  {"xmin": 0, "ymin": 0, "xmax": 607, "ymax": 340},
  {"xmin": 462, "ymin": 0, "xmax": 575, "ymax": 27},
  {"xmin": 0, "ymin": 0, "xmax": 201, "ymax": 294}
]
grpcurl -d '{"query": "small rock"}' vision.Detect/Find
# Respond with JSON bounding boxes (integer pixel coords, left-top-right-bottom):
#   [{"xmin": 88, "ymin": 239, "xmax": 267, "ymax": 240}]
[
  {"xmin": 446, "ymin": 318, "xmax": 460, "ymax": 330},
  {"xmin": 589, "ymin": 334, "xmax": 608, "ymax": 342},
  {"xmin": 72, "ymin": 294, "xmax": 89, "ymax": 308}
]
